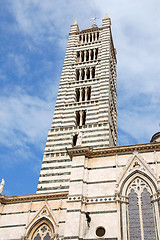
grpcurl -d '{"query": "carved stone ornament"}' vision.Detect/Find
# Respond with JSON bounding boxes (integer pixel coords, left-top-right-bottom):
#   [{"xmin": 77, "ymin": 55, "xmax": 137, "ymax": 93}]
[{"xmin": 133, "ymin": 160, "xmax": 140, "ymax": 168}]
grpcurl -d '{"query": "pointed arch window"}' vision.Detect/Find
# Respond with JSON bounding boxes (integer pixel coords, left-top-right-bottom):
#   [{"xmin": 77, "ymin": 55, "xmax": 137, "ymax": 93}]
[
  {"xmin": 127, "ymin": 177, "xmax": 156, "ymax": 240},
  {"xmin": 31, "ymin": 223, "xmax": 53, "ymax": 240}
]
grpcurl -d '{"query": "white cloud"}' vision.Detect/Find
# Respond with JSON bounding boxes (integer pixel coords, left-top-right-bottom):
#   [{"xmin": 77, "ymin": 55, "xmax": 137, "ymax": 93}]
[
  {"xmin": 8, "ymin": 53, "xmax": 28, "ymax": 78},
  {"xmin": 10, "ymin": 0, "xmax": 98, "ymax": 47},
  {"xmin": 0, "ymin": 87, "xmax": 55, "ymax": 150}
]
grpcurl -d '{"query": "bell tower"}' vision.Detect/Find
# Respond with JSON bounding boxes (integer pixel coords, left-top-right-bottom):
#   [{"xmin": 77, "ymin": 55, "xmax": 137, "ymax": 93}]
[{"xmin": 37, "ymin": 14, "xmax": 117, "ymax": 193}]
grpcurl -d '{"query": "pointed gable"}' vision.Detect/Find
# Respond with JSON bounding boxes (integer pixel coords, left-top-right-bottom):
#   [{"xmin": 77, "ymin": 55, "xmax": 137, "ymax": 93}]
[
  {"xmin": 115, "ymin": 152, "xmax": 157, "ymax": 194},
  {"xmin": 26, "ymin": 201, "xmax": 58, "ymax": 237}
]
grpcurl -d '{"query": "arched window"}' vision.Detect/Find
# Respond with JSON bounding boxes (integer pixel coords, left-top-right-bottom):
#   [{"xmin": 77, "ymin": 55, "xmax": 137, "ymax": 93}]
[
  {"xmin": 90, "ymin": 33, "xmax": 92, "ymax": 42},
  {"xmin": 81, "ymin": 88, "xmax": 85, "ymax": 101},
  {"xmin": 75, "ymin": 89, "xmax": 80, "ymax": 102},
  {"xmin": 86, "ymin": 34, "xmax": 88, "ymax": 43},
  {"xmin": 76, "ymin": 69, "xmax": 79, "ymax": 81},
  {"xmin": 97, "ymin": 32, "xmax": 99, "ymax": 40},
  {"xmin": 93, "ymin": 33, "xmax": 95, "ymax": 41},
  {"xmin": 81, "ymin": 69, "xmax": 85, "ymax": 80},
  {"xmin": 83, "ymin": 34, "xmax": 85, "ymax": 43},
  {"xmin": 73, "ymin": 134, "xmax": 78, "ymax": 146},
  {"xmin": 87, "ymin": 87, "xmax": 91, "ymax": 100},
  {"xmin": 86, "ymin": 50, "xmax": 89, "ymax": 61},
  {"xmin": 81, "ymin": 51, "xmax": 84, "ymax": 62},
  {"xmin": 76, "ymin": 51, "xmax": 80, "ymax": 62},
  {"xmin": 76, "ymin": 111, "xmax": 80, "ymax": 126},
  {"xmin": 95, "ymin": 48, "xmax": 98, "ymax": 59},
  {"xmin": 86, "ymin": 68, "xmax": 90, "ymax": 79},
  {"xmin": 82, "ymin": 110, "xmax": 86, "ymax": 126},
  {"xmin": 127, "ymin": 177, "xmax": 156, "ymax": 240},
  {"xmin": 27, "ymin": 217, "xmax": 55, "ymax": 240},
  {"xmin": 91, "ymin": 67, "xmax": 95, "ymax": 78},
  {"xmin": 90, "ymin": 49, "xmax": 93, "ymax": 61},
  {"xmin": 32, "ymin": 223, "xmax": 52, "ymax": 240}
]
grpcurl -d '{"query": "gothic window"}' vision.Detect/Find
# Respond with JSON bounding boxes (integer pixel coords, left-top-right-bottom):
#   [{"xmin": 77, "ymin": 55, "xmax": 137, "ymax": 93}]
[
  {"xmin": 91, "ymin": 67, "xmax": 95, "ymax": 78},
  {"xmin": 81, "ymin": 88, "xmax": 85, "ymax": 101},
  {"xmin": 90, "ymin": 33, "xmax": 92, "ymax": 42},
  {"xmin": 142, "ymin": 188, "xmax": 156, "ymax": 239},
  {"xmin": 81, "ymin": 69, "xmax": 85, "ymax": 80},
  {"xmin": 95, "ymin": 48, "xmax": 98, "ymax": 59},
  {"xmin": 86, "ymin": 34, "xmax": 88, "ymax": 42},
  {"xmin": 86, "ymin": 68, "xmax": 90, "ymax": 79},
  {"xmin": 76, "ymin": 111, "xmax": 80, "ymax": 126},
  {"xmin": 73, "ymin": 134, "xmax": 78, "ymax": 146},
  {"xmin": 75, "ymin": 89, "xmax": 80, "ymax": 102},
  {"xmin": 97, "ymin": 32, "xmax": 99, "ymax": 40},
  {"xmin": 90, "ymin": 49, "xmax": 93, "ymax": 60},
  {"xmin": 32, "ymin": 223, "xmax": 52, "ymax": 240},
  {"xmin": 93, "ymin": 33, "xmax": 95, "ymax": 41},
  {"xmin": 81, "ymin": 51, "xmax": 84, "ymax": 62},
  {"xmin": 82, "ymin": 110, "xmax": 86, "ymax": 125},
  {"xmin": 86, "ymin": 50, "xmax": 89, "ymax": 61},
  {"xmin": 83, "ymin": 34, "xmax": 85, "ymax": 43},
  {"xmin": 128, "ymin": 189, "xmax": 141, "ymax": 239},
  {"xmin": 76, "ymin": 69, "xmax": 79, "ymax": 81},
  {"xmin": 87, "ymin": 87, "xmax": 91, "ymax": 100},
  {"xmin": 77, "ymin": 51, "xmax": 80, "ymax": 62},
  {"xmin": 127, "ymin": 177, "xmax": 156, "ymax": 240},
  {"xmin": 79, "ymin": 35, "xmax": 81, "ymax": 42}
]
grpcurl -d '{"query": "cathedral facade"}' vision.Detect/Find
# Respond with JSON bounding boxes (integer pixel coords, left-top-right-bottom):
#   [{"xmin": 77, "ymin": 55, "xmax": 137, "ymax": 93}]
[{"xmin": 0, "ymin": 14, "xmax": 160, "ymax": 240}]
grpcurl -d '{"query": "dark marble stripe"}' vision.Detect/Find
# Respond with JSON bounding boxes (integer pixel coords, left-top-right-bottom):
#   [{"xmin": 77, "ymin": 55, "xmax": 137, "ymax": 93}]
[
  {"xmin": 0, "ymin": 224, "xmax": 26, "ymax": 228},
  {"xmin": 70, "ymin": 179, "xmax": 116, "ymax": 184}
]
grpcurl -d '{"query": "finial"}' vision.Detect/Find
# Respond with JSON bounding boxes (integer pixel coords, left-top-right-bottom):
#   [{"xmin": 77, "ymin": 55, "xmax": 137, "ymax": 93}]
[
  {"xmin": 104, "ymin": 13, "xmax": 109, "ymax": 19},
  {"xmin": 0, "ymin": 179, "xmax": 5, "ymax": 195},
  {"xmin": 73, "ymin": 18, "xmax": 78, "ymax": 25},
  {"xmin": 92, "ymin": 22, "xmax": 98, "ymax": 28},
  {"xmin": 159, "ymin": 122, "xmax": 160, "ymax": 127},
  {"xmin": 90, "ymin": 17, "xmax": 99, "ymax": 28}
]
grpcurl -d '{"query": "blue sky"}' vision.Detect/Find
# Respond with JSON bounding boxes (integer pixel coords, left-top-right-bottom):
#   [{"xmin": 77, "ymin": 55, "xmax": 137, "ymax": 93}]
[{"xmin": 0, "ymin": 0, "xmax": 160, "ymax": 196}]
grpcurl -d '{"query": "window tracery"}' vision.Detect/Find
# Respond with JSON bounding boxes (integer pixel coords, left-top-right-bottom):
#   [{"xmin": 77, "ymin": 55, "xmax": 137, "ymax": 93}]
[
  {"xmin": 32, "ymin": 223, "xmax": 52, "ymax": 240},
  {"xmin": 127, "ymin": 177, "xmax": 156, "ymax": 240}
]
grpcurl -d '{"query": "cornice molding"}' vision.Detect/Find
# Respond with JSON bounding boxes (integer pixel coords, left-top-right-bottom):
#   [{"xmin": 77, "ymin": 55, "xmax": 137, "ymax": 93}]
[
  {"xmin": 67, "ymin": 142, "xmax": 160, "ymax": 158},
  {"xmin": 0, "ymin": 191, "xmax": 68, "ymax": 204},
  {"xmin": 67, "ymin": 146, "xmax": 92, "ymax": 158}
]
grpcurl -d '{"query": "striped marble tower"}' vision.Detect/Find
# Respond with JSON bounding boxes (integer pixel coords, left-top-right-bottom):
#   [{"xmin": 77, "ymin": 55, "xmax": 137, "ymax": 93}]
[{"xmin": 37, "ymin": 14, "xmax": 117, "ymax": 193}]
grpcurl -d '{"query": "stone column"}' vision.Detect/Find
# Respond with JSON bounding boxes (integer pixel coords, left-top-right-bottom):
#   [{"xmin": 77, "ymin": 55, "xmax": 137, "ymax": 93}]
[
  {"xmin": 85, "ymin": 88, "xmax": 88, "ymax": 101},
  {"xmin": 80, "ymin": 51, "xmax": 82, "ymax": 63},
  {"xmin": 92, "ymin": 33, "xmax": 94, "ymax": 42},
  {"xmin": 84, "ymin": 50, "xmax": 86, "ymax": 62},
  {"xmin": 79, "ymin": 69, "xmax": 82, "ymax": 80},
  {"xmin": 80, "ymin": 89, "xmax": 83, "ymax": 102},
  {"xmin": 95, "ymin": 32, "xmax": 97, "ymax": 41},
  {"xmin": 84, "ymin": 68, "xmax": 87, "ymax": 80},
  {"xmin": 137, "ymin": 195, "xmax": 144, "ymax": 240},
  {"xmin": 90, "ymin": 67, "xmax": 92, "ymax": 79},
  {"xmin": 80, "ymin": 111, "xmax": 83, "ymax": 126},
  {"xmin": 93, "ymin": 49, "xmax": 96, "ymax": 60},
  {"xmin": 89, "ymin": 49, "xmax": 91, "ymax": 61}
]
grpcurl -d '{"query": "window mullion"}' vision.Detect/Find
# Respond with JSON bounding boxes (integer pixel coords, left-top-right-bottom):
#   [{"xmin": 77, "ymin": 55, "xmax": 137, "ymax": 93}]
[{"xmin": 137, "ymin": 194, "xmax": 144, "ymax": 240}]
